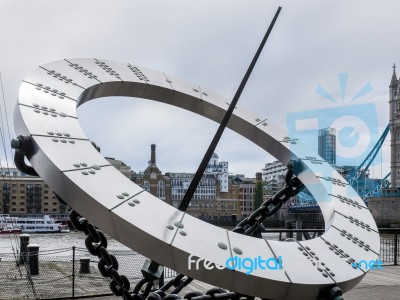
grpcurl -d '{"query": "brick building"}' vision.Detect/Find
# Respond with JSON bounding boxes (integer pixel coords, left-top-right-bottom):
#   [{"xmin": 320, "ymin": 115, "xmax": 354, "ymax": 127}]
[
  {"xmin": 134, "ymin": 145, "xmax": 247, "ymax": 220},
  {"xmin": 0, "ymin": 168, "xmax": 67, "ymax": 214}
]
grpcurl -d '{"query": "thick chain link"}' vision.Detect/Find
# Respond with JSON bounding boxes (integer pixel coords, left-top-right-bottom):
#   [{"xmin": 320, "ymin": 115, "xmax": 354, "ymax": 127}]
[
  {"xmin": 70, "ymin": 211, "xmax": 137, "ymax": 300},
  {"xmin": 70, "ymin": 160, "xmax": 303, "ymax": 300},
  {"xmin": 232, "ymin": 160, "xmax": 304, "ymax": 237}
]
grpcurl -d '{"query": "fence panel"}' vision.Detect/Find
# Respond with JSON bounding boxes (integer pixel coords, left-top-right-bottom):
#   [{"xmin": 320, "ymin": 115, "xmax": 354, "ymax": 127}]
[{"xmin": 0, "ymin": 235, "xmax": 398, "ymax": 299}]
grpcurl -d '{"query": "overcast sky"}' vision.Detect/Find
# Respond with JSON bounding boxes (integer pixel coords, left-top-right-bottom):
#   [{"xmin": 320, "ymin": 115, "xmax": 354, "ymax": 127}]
[{"xmin": 0, "ymin": 0, "xmax": 398, "ymax": 178}]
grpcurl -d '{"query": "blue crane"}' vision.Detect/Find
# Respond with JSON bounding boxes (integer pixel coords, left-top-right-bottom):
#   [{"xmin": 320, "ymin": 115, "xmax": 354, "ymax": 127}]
[{"xmin": 291, "ymin": 124, "xmax": 391, "ymax": 210}]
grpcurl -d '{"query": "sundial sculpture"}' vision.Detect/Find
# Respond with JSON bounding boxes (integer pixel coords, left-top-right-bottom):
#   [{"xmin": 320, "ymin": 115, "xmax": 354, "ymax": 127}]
[{"xmin": 11, "ymin": 7, "xmax": 379, "ymax": 300}]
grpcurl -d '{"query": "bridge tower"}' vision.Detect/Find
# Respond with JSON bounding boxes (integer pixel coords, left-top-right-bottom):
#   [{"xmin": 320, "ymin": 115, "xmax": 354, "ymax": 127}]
[{"xmin": 389, "ymin": 64, "xmax": 400, "ymax": 188}]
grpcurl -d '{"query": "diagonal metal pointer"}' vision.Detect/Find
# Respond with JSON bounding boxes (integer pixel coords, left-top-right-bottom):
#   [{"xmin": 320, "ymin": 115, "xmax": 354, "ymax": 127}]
[{"xmin": 178, "ymin": 7, "xmax": 282, "ymax": 212}]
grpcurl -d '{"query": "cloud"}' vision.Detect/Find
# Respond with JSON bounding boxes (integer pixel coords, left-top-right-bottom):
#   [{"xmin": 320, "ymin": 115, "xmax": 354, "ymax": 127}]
[{"xmin": 0, "ymin": 0, "xmax": 398, "ymax": 177}]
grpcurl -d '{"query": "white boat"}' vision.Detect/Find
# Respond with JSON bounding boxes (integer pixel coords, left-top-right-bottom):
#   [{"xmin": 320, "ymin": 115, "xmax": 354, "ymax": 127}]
[{"xmin": 0, "ymin": 214, "xmax": 60, "ymax": 233}]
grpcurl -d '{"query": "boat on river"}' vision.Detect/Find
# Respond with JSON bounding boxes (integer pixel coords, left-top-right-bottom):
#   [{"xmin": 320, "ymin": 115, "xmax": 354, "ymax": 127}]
[
  {"xmin": 0, "ymin": 223, "xmax": 22, "ymax": 234},
  {"xmin": 0, "ymin": 214, "xmax": 61, "ymax": 233}
]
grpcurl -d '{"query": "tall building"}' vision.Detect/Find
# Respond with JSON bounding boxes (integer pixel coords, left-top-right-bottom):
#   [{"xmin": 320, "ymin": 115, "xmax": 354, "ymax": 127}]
[
  {"xmin": 389, "ymin": 64, "xmax": 400, "ymax": 188},
  {"xmin": 138, "ymin": 144, "xmax": 172, "ymax": 204},
  {"xmin": 318, "ymin": 127, "xmax": 336, "ymax": 165},
  {"xmin": 205, "ymin": 153, "xmax": 229, "ymax": 192},
  {"xmin": 346, "ymin": 65, "xmax": 400, "ymax": 226},
  {"xmin": 262, "ymin": 160, "xmax": 287, "ymax": 181},
  {"xmin": 238, "ymin": 181, "xmax": 255, "ymax": 217}
]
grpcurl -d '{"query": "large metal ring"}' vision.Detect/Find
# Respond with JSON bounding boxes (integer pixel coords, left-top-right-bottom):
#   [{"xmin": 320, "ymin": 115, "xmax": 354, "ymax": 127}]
[{"xmin": 13, "ymin": 59, "xmax": 380, "ymax": 299}]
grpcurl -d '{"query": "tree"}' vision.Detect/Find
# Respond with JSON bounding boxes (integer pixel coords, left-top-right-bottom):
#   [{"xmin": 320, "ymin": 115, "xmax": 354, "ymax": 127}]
[{"xmin": 254, "ymin": 181, "xmax": 264, "ymax": 210}]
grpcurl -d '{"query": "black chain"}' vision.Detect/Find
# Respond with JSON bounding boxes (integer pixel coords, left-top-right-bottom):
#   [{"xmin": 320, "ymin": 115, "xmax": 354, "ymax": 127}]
[
  {"xmin": 70, "ymin": 211, "xmax": 137, "ymax": 300},
  {"xmin": 70, "ymin": 160, "xmax": 303, "ymax": 300},
  {"xmin": 232, "ymin": 160, "xmax": 304, "ymax": 238}
]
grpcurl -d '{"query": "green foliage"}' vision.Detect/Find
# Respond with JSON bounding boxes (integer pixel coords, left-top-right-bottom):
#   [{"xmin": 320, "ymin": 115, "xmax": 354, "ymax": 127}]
[{"xmin": 254, "ymin": 181, "xmax": 264, "ymax": 210}]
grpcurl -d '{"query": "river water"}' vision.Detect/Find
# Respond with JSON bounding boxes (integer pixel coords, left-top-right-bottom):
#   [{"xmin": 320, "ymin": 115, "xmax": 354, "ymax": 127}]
[
  {"xmin": 0, "ymin": 231, "xmax": 132, "ymax": 254},
  {"xmin": 0, "ymin": 231, "xmax": 283, "ymax": 254}
]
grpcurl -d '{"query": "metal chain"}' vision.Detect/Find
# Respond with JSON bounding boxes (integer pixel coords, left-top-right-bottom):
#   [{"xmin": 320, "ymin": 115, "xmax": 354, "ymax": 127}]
[
  {"xmin": 70, "ymin": 160, "xmax": 303, "ymax": 300},
  {"xmin": 70, "ymin": 211, "xmax": 138, "ymax": 300},
  {"xmin": 232, "ymin": 160, "xmax": 304, "ymax": 237}
]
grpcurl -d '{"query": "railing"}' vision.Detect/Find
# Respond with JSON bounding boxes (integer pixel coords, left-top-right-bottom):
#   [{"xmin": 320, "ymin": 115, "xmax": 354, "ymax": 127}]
[
  {"xmin": 0, "ymin": 229, "xmax": 398, "ymax": 299},
  {"xmin": 263, "ymin": 228, "xmax": 400, "ymax": 265},
  {"xmin": 0, "ymin": 246, "xmax": 177, "ymax": 300},
  {"xmin": 263, "ymin": 228, "xmax": 324, "ymax": 241},
  {"xmin": 378, "ymin": 228, "xmax": 399, "ymax": 266}
]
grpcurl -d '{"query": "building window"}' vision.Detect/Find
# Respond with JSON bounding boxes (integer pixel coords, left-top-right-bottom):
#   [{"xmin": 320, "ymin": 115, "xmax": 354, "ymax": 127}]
[
  {"xmin": 143, "ymin": 181, "xmax": 150, "ymax": 192},
  {"xmin": 157, "ymin": 181, "xmax": 165, "ymax": 199}
]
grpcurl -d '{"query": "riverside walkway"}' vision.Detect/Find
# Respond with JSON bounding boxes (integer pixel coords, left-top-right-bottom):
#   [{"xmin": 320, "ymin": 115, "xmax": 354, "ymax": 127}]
[{"xmin": 92, "ymin": 265, "xmax": 400, "ymax": 300}]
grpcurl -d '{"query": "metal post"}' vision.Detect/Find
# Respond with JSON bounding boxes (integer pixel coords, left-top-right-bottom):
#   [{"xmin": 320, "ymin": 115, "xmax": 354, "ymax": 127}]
[
  {"xmin": 159, "ymin": 270, "xmax": 164, "ymax": 289},
  {"xmin": 296, "ymin": 221, "xmax": 302, "ymax": 241},
  {"xmin": 72, "ymin": 246, "xmax": 75, "ymax": 299},
  {"xmin": 285, "ymin": 221, "xmax": 292, "ymax": 239},
  {"xmin": 27, "ymin": 244, "xmax": 39, "ymax": 275},
  {"xmin": 19, "ymin": 234, "xmax": 30, "ymax": 263},
  {"xmin": 394, "ymin": 232, "xmax": 398, "ymax": 266},
  {"xmin": 79, "ymin": 258, "xmax": 91, "ymax": 274}
]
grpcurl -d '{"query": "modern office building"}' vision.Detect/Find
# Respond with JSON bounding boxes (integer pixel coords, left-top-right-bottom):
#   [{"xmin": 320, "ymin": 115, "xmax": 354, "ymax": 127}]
[
  {"xmin": 262, "ymin": 160, "xmax": 287, "ymax": 181},
  {"xmin": 318, "ymin": 127, "xmax": 336, "ymax": 165}
]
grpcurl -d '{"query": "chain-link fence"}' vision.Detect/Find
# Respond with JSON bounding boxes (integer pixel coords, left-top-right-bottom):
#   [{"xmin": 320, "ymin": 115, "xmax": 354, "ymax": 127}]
[
  {"xmin": 0, "ymin": 247, "xmax": 176, "ymax": 300},
  {"xmin": 0, "ymin": 233, "xmax": 398, "ymax": 300}
]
